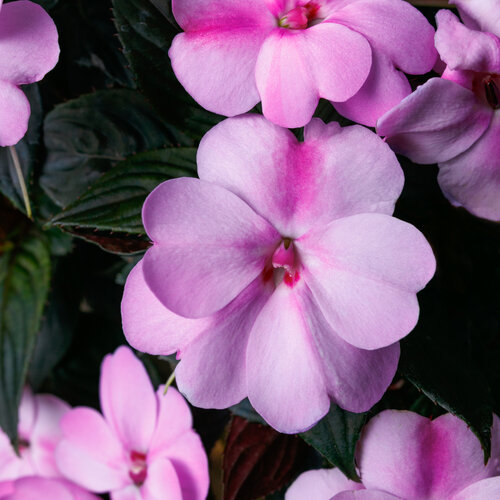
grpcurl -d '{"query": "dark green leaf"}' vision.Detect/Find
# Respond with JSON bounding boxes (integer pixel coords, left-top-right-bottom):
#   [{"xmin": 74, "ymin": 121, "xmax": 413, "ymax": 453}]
[
  {"xmin": 112, "ymin": 0, "xmax": 221, "ymax": 139},
  {"xmin": 40, "ymin": 89, "xmax": 190, "ymax": 209},
  {"xmin": 0, "ymin": 230, "xmax": 51, "ymax": 445},
  {"xmin": 300, "ymin": 405, "xmax": 366, "ymax": 482},
  {"xmin": 50, "ymin": 148, "xmax": 196, "ymax": 234}
]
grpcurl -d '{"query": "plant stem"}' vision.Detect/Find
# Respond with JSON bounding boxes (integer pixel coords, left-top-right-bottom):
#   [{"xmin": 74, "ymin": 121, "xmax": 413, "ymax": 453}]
[{"xmin": 8, "ymin": 146, "xmax": 32, "ymax": 219}]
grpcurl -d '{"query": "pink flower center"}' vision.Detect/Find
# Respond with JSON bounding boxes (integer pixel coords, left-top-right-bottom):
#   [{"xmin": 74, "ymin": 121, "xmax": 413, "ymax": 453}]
[
  {"xmin": 278, "ymin": 1, "xmax": 323, "ymax": 30},
  {"xmin": 472, "ymin": 73, "xmax": 500, "ymax": 110},
  {"xmin": 129, "ymin": 450, "xmax": 148, "ymax": 486},
  {"xmin": 262, "ymin": 238, "xmax": 301, "ymax": 288}
]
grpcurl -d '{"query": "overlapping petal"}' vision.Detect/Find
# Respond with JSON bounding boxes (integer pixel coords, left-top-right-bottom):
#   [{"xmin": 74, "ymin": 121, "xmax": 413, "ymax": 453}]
[
  {"xmin": 332, "ymin": 491, "xmax": 402, "ymax": 500},
  {"xmin": 141, "ymin": 460, "xmax": 183, "ymax": 500},
  {"xmin": 452, "ymin": 477, "xmax": 500, "ymax": 500},
  {"xmin": 377, "ymin": 78, "xmax": 493, "ymax": 164},
  {"xmin": 0, "ymin": 81, "xmax": 30, "ymax": 147},
  {"xmin": 198, "ymin": 115, "xmax": 403, "ymax": 238},
  {"xmin": 142, "ymin": 178, "xmax": 280, "ymax": 319},
  {"xmin": 452, "ymin": 0, "xmax": 500, "ymax": 36},
  {"xmin": 298, "ymin": 214, "xmax": 435, "ymax": 350}
]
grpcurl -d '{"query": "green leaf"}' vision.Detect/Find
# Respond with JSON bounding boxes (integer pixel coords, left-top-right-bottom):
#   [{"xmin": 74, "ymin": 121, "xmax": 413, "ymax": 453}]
[
  {"xmin": 300, "ymin": 405, "xmax": 366, "ymax": 482},
  {"xmin": 50, "ymin": 148, "xmax": 196, "ymax": 234},
  {"xmin": 0, "ymin": 230, "xmax": 51, "ymax": 444},
  {"xmin": 40, "ymin": 89, "xmax": 191, "ymax": 209},
  {"xmin": 112, "ymin": 0, "xmax": 221, "ymax": 139}
]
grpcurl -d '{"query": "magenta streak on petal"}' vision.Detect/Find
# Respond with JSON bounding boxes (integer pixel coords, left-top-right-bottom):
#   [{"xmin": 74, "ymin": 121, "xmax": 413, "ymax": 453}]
[{"xmin": 128, "ymin": 450, "xmax": 148, "ymax": 486}]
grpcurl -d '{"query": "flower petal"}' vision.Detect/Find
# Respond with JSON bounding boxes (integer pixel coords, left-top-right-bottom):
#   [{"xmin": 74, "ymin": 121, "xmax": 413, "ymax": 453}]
[
  {"xmin": 452, "ymin": 477, "xmax": 500, "ymax": 500},
  {"xmin": 18, "ymin": 388, "xmax": 36, "ymax": 441},
  {"xmin": 247, "ymin": 284, "xmax": 330, "ymax": 433},
  {"xmin": 142, "ymin": 178, "xmax": 279, "ymax": 318},
  {"xmin": 332, "ymin": 491, "xmax": 402, "ymax": 500},
  {"xmin": 141, "ymin": 459, "xmax": 183, "ymax": 500},
  {"xmin": 255, "ymin": 24, "xmax": 371, "ymax": 128},
  {"xmin": 0, "ymin": 1, "xmax": 59, "ymax": 84},
  {"xmin": 122, "ymin": 260, "xmax": 210, "ymax": 356},
  {"xmin": 334, "ymin": 51, "xmax": 411, "ymax": 127},
  {"xmin": 437, "ymin": 106, "xmax": 500, "ymax": 221},
  {"xmin": 377, "ymin": 78, "xmax": 492, "ymax": 164},
  {"xmin": 453, "ymin": 0, "xmax": 500, "ymax": 37},
  {"xmin": 298, "ymin": 214, "xmax": 435, "ymax": 350},
  {"xmin": 0, "ymin": 81, "xmax": 30, "ymax": 147},
  {"xmin": 175, "ymin": 278, "xmax": 272, "ymax": 409},
  {"xmin": 7, "ymin": 477, "xmax": 73, "ymax": 500},
  {"xmin": 435, "ymin": 10, "xmax": 500, "ymax": 74},
  {"xmin": 285, "ymin": 468, "xmax": 364, "ymax": 500},
  {"xmin": 100, "ymin": 347, "xmax": 157, "ymax": 453},
  {"xmin": 56, "ymin": 408, "xmax": 128, "ymax": 492},
  {"xmin": 329, "ymin": 0, "xmax": 436, "ymax": 74},
  {"xmin": 198, "ymin": 115, "xmax": 403, "ymax": 238},
  {"xmin": 357, "ymin": 411, "xmax": 498, "ymax": 499}
]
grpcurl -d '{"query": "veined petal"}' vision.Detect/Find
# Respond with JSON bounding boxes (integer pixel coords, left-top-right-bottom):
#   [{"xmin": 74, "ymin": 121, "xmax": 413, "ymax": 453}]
[
  {"xmin": 438, "ymin": 110, "xmax": 500, "ymax": 221},
  {"xmin": 0, "ymin": 1, "xmax": 59, "ymax": 85},
  {"xmin": 255, "ymin": 24, "xmax": 371, "ymax": 128},
  {"xmin": 452, "ymin": 0, "xmax": 500, "ymax": 37},
  {"xmin": 100, "ymin": 347, "xmax": 157, "ymax": 454},
  {"xmin": 298, "ymin": 214, "xmax": 435, "ymax": 350},
  {"xmin": 436, "ymin": 10, "xmax": 500, "ymax": 74},
  {"xmin": 198, "ymin": 115, "xmax": 403, "ymax": 238},
  {"xmin": 0, "ymin": 80, "xmax": 30, "ymax": 147},
  {"xmin": 142, "ymin": 178, "xmax": 280, "ymax": 319},
  {"xmin": 377, "ymin": 78, "xmax": 493, "ymax": 164}
]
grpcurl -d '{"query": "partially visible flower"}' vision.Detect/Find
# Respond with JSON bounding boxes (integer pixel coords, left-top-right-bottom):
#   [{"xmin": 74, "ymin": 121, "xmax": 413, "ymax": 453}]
[
  {"xmin": 0, "ymin": 388, "xmax": 70, "ymax": 481},
  {"xmin": 169, "ymin": 0, "xmax": 436, "ymax": 128},
  {"xmin": 377, "ymin": 4, "xmax": 500, "ymax": 221},
  {"xmin": 286, "ymin": 410, "xmax": 500, "ymax": 500},
  {"xmin": 122, "ymin": 115, "xmax": 436, "ymax": 434},
  {"xmin": 0, "ymin": 0, "xmax": 59, "ymax": 146},
  {"xmin": 56, "ymin": 346, "xmax": 209, "ymax": 500},
  {"xmin": 0, "ymin": 477, "xmax": 99, "ymax": 500}
]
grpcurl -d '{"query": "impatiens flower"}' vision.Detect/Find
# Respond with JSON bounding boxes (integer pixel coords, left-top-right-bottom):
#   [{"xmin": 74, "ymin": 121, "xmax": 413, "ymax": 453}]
[
  {"xmin": 0, "ymin": 387, "xmax": 70, "ymax": 481},
  {"xmin": 0, "ymin": 477, "xmax": 99, "ymax": 500},
  {"xmin": 56, "ymin": 346, "xmax": 209, "ymax": 500},
  {"xmin": 121, "ymin": 115, "xmax": 436, "ymax": 433},
  {"xmin": 169, "ymin": 0, "xmax": 437, "ymax": 128},
  {"xmin": 0, "ymin": 0, "xmax": 59, "ymax": 146},
  {"xmin": 286, "ymin": 410, "xmax": 500, "ymax": 500},
  {"xmin": 377, "ymin": 3, "xmax": 500, "ymax": 221}
]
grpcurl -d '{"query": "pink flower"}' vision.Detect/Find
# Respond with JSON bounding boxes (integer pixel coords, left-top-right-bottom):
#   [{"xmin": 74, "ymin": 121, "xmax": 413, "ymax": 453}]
[
  {"xmin": 0, "ymin": 388, "xmax": 70, "ymax": 481},
  {"xmin": 121, "ymin": 115, "xmax": 436, "ymax": 433},
  {"xmin": 56, "ymin": 346, "xmax": 209, "ymax": 500},
  {"xmin": 169, "ymin": 0, "xmax": 437, "ymax": 128},
  {"xmin": 0, "ymin": 0, "xmax": 59, "ymax": 146},
  {"xmin": 286, "ymin": 410, "xmax": 500, "ymax": 500},
  {"xmin": 0, "ymin": 477, "xmax": 99, "ymax": 500},
  {"xmin": 377, "ymin": 4, "xmax": 500, "ymax": 221}
]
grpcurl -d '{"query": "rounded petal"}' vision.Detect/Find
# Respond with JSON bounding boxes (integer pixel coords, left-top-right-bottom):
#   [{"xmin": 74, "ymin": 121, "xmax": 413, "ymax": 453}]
[
  {"xmin": 142, "ymin": 178, "xmax": 279, "ymax": 318},
  {"xmin": 329, "ymin": 0, "xmax": 437, "ymax": 74},
  {"xmin": 377, "ymin": 78, "xmax": 493, "ymax": 164},
  {"xmin": 122, "ymin": 260, "xmax": 210, "ymax": 356},
  {"xmin": 298, "ymin": 214, "xmax": 436, "ymax": 350},
  {"xmin": 435, "ymin": 10, "xmax": 500, "ymax": 74},
  {"xmin": 0, "ymin": 81, "xmax": 30, "ymax": 147},
  {"xmin": 175, "ymin": 278, "xmax": 272, "ymax": 409},
  {"xmin": 452, "ymin": 477, "xmax": 500, "ymax": 500},
  {"xmin": 300, "ymin": 290, "xmax": 400, "ymax": 412},
  {"xmin": 437, "ymin": 110, "xmax": 500, "ymax": 221},
  {"xmin": 155, "ymin": 434, "xmax": 209, "ymax": 500},
  {"xmin": 198, "ymin": 115, "xmax": 403, "ymax": 238},
  {"xmin": 0, "ymin": 1, "xmax": 59, "ymax": 84},
  {"xmin": 357, "ymin": 411, "xmax": 496, "ymax": 499},
  {"xmin": 29, "ymin": 394, "xmax": 71, "ymax": 477},
  {"xmin": 285, "ymin": 468, "xmax": 364, "ymax": 500},
  {"xmin": 332, "ymin": 491, "xmax": 402, "ymax": 500},
  {"xmin": 452, "ymin": 0, "xmax": 500, "ymax": 37},
  {"xmin": 334, "ymin": 51, "xmax": 411, "ymax": 127},
  {"xmin": 255, "ymin": 25, "xmax": 371, "ymax": 128},
  {"xmin": 100, "ymin": 347, "xmax": 157, "ymax": 453},
  {"xmin": 140, "ymin": 459, "xmax": 183, "ymax": 500},
  {"xmin": 6, "ymin": 477, "xmax": 73, "ymax": 500},
  {"xmin": 247, "ymin": 284, "xmax": 330, "ymax": 433},
  {"xmin": 56, "ymin": 408, "xmax": 128, "ymax": 492}
]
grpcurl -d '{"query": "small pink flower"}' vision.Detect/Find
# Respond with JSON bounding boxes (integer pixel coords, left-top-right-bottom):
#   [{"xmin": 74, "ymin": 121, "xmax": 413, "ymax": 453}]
[
  {"xmin": 286, "ymin": 410, "xmax": 500, "ymax": 500},
  {"xmin": 169, "ymin": 0, "xmax": 437, "ymax": 128},
  {"xmin": 122, "ymin": 115, "xmax": 436, "ymax": 433},
  {"xmin": 0, "ymin": 388, "xmax": 70, "ymax": 481},
  {"xmin": 0, "ymin": 0, "xmax": 59, "ymax": 146},
  {"xmin": 56, "ymin": 346, "xmax": 209, "ymax": 500},
  {"xmin": 377, "ymin": 4, "xmax": 500, "ymax": 221},
  {"xmin": 0, "ymin": 477, "xmax": 99, "ymax": 500}
]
